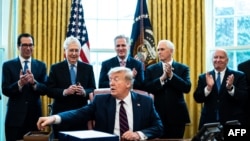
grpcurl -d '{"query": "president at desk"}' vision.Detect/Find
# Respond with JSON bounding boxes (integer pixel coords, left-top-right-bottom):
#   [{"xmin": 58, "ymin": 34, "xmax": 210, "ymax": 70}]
[{"xmin": 37, "ymin": 67, "xmax": 163, "ymax": 140}]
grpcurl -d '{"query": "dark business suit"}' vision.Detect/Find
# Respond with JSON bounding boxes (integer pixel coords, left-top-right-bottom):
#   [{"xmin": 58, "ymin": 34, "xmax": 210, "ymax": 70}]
[
  {"xmin": 144, "ymin": 61, "xmax": 191, "ymax": 138},
  {"xmin": 2, "ymin": 57, "xmax": 47, "ymax": 141},
  {"xmin": 99, "ymin": 56, "xmax": 144, "ymax": 89},
  {"xmin": 238, "ymin": 60, "xmax": 250, "ymax": 126},
  {"xmin": 47, "ymin": 60, "xmax": 96, "ymax": 137},
  {"xmin": 194, "ymin": 68, "xmax": 248, "ymax": 129},
  {"xmin": 58, "ymin": 92, "xmax": 163, "ymax": 139}
]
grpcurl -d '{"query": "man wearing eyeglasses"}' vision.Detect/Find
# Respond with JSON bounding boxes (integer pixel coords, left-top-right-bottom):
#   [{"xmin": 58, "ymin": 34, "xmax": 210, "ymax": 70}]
[
  {"xmin": 99, "ymin": 34, "xmax": 144, "ymax": 90},
  {"xmin": 2, "ymin": 33, "xmax": 48, "ymax": 141}
]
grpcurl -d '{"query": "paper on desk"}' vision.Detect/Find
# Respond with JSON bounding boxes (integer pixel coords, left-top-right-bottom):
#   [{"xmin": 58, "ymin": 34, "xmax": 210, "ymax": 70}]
[{"xmin": 60, "ymin": 130, "xmax": 117, "ymax": 139}]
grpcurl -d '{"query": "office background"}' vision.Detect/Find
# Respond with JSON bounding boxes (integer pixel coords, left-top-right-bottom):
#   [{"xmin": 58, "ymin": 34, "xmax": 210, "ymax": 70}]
[{"xmin": 1, "ymin": 0, "xmax": 250, "ymax": 140}]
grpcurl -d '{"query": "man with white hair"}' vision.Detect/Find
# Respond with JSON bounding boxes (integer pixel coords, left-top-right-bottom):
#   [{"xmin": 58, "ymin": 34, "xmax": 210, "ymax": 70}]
[
  {"xmin": 46, "ymin": 36, "xmax": 96, "ymax": 138},
  {"xmin": 144, "ymin": 40, "xmax": 191, "ymax": 138},
  {"xmin": 194, "ymin": 48, "xmax": 248, "ymax": 129}
]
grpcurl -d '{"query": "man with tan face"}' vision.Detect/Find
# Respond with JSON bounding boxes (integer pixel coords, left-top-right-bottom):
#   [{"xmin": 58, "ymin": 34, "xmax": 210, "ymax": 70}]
[
  {"xmin": 46, "ymin": 36, "xmax": 96, "ymax": 138},
  {"xmin": 2, "ymin": 33, "xmax": 48, "ymax": 141},
  {"xmin": 37, "ymin": 67, "xmax": 163, "ymax": 140},
  {"xmin": 144, "ymin": 40, "xmax": 191, "ymax": 138},
  {"xmin": 194, "ymin": 48, "xmax": 248, "ymax": 129},
  {"xmin": 99, "ymin": 34, "xmax": 144, "ymax": 90}
]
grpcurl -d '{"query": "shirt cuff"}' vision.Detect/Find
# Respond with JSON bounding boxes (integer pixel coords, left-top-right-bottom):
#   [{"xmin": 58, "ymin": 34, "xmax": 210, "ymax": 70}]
[
  {"xmin": 136, "ymin": 131, "xmax": 147, "ymax": 140},
  {"xmin": 53, "ymin": 115, "xmax": 62, "ymax": 124},
  {"xmin": 227, "ymin": 86, "xmax": 235, "ymax": 96},
  {"xmin": 204, "ymin": 86, "xmax": 211, "ymax": 97},
  {"xmin": 18, "ymin": 80, "xmax": 23, "ymax": 91}
]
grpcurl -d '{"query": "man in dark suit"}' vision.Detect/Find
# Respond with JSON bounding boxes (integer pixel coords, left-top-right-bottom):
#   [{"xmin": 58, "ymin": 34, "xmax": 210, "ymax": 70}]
[
  {"xmin": 37, "ymin": 67, "xmax": 163, "ymax": 140},
  {"xmin": 144, "ymin": 40, "xmax": 191, "ymax": 139},
  {"xmin": 238, "ymin": 60, "xmax": 250, "ymax": 126},
  {"xmin": 2, "ymin": 33, "xmax": 48, "ymax": 141},
  {"xmin": 98, "ymin": 34, "xmax": 144, "ymax": 90},
  {"xmin": 46, "ymin": 36, "xmax": 96, "ymax": 138},
  {"xmin": 194, "ymin": 48, "xmax": 248, "ymax": 129}
]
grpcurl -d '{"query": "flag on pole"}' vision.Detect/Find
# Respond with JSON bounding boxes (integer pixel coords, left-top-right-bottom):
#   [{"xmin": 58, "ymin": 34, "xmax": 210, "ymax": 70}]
[
  {"xmin": 130, "ymin": 0, "xmax": 157, "ymax": 68},
  {"xmin": 67, "ymin": 0, "xmax": 90, "ymax": 63}
]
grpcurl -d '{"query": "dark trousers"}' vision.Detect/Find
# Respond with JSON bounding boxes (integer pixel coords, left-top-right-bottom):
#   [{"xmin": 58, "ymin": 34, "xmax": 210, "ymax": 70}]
[{"xmin": 160, "ymin": 124, "xmax": 186, "ymax": 139}]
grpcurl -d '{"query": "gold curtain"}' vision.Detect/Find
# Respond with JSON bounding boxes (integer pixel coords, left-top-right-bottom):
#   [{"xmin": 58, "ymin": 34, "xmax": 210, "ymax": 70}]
[
  {"xmin": 18, "ymin": 0, "xmax": 72, "ymax": 116},
  {"xmin": 148, "ymin": 0, "xmax": 206, "ymax": 138}
]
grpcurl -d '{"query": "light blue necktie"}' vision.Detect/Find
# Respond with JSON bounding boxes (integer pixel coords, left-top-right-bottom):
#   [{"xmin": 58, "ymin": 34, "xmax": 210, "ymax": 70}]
[
  {"xmin": 216, "ymin": 72, "xmax": 221, "ymax": 92},
  {"xmin": 23, "ymin": 61, "xmax": 29, "ymax": 74},
  {"xmin": 70, "ymin": 64, "xmax": 76, "ymax": 84}
]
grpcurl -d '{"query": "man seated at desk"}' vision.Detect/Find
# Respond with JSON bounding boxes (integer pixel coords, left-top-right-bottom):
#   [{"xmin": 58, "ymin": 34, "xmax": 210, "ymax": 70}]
[{"xmin": 37, "ymin": 67, "xmax": 163, "ymax": 140}]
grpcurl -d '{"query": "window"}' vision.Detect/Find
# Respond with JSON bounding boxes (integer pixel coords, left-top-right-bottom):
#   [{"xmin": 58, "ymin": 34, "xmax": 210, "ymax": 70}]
[
  {"xmin": 82, "ymin": 0, "xmax": 137, "ymax": 86},
  {"xmin": 206, "ymin": 0, "xmax": 250, "ymax": 70},
  {"xmin": 82, "ymin": 0, "xmax": 136, "ymax": 49}
]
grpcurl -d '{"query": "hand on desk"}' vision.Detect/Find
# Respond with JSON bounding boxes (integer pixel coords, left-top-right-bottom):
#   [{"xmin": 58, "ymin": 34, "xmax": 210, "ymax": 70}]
[
  {"xmin": 121, "ymin": 130, "xmax": 140, "ymax": 141},
  {"xmin": 37, "ymin": 116, "xmax": 56, "ymax": 131}
]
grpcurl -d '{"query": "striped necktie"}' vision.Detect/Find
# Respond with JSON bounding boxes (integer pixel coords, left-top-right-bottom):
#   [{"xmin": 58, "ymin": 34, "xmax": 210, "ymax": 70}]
[{"xmin": 119, "ymin": 100, "xmax": 129, "ymax": 137}]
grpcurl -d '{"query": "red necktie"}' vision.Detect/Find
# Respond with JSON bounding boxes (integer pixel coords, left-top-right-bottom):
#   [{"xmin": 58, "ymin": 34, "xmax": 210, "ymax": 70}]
[{"xmin": 119, "ymin": 100, "xmax": 129, "ymax": 137}]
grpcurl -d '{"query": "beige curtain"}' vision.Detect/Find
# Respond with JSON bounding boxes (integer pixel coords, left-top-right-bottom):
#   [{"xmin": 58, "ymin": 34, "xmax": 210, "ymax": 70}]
[
  {"xmin": 148, "ymin": 0, "xmax": 206, "ymax": 138},
  {"xmin": 18, "ymin": 0, "xmax": 72, "ymax": 117}
]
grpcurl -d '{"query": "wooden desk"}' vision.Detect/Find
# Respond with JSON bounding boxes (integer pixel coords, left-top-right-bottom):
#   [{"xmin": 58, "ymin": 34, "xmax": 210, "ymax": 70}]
[{"xmin": 148, "ymin": 139, "xmax": 191, "ymax": 141}]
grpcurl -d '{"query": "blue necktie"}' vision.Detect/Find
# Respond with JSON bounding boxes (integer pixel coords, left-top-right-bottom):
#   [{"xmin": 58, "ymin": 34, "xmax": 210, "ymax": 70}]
[
  {"xmin": 216, "ymin": 72, "xmax": 221, "ymax": 92},
  {"xmin": 216, "ymin": 72, "xmax": 221, "ymax": 121},
  {"xmin": 70, "ymin": 64, "xmax": 76, "ymax": 84},
  {"xmin": 23, "ymin": 61, "xmax": 29, "ymax": 74}
]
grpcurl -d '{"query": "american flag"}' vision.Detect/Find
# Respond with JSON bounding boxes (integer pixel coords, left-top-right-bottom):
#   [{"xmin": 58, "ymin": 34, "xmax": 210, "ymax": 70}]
[{"xmin": 67, "ymin": 0, "xmax": 90, "ymax": 63}]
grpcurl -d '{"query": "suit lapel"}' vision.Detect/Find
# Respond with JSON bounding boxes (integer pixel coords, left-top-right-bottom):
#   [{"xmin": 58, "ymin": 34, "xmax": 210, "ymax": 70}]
[
  {"xmin": 107, "ymin": 96, "xmax": 116, "ymax": 132},
  {"xmin": 131, "ymin": 92, "xmax": 141, "ymax": 130}
]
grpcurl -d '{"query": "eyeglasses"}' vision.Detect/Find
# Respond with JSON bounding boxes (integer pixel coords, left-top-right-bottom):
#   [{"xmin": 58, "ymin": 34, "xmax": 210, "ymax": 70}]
[
  {"xmin": 116, "ymin": 44, "xmax": 126, "ymax": 47},
  {"xmin": 20, "ymin": 43, "xmax": 34, "ymax": 48}
]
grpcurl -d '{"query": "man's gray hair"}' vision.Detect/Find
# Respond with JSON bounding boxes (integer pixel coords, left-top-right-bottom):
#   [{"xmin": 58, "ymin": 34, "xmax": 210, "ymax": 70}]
[
  {"xmin": 63, "ymin": 36, "xmax": 81, "ymax": 50},
  {"xmin": 158, "ymin": 40, "xmax": 175, "ymax": 50},
  {"xmin": 108, "ymin": 67, "xmax": 134, "ymax": 86}
]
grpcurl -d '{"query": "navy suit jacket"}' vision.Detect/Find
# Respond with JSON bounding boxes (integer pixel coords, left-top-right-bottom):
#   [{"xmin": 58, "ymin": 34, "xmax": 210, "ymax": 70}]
[
  {"xmin": 98, "ymin": 56, "xmax": 144, "ymax": 89},
  {"xmin": 238, "ymin": 60, "xmax": 250, "ymax": 125},
  {"xmin": 194, "ymin": 68, "xmax": 248, "ymax": 129},
  {"xmin": 47, "ymin": 60, "xmax": 96, "ymax": 114},
  {"xmin": 144, "ymin": 61, "xmax": 191, "ymax": 126},
  {"xmin": 2, "ymin": 57, "xmax": 47, "ymax": 126},
  {"xmin": 59, "ymin": 92, "xmax": 163, "ymax": 139}
]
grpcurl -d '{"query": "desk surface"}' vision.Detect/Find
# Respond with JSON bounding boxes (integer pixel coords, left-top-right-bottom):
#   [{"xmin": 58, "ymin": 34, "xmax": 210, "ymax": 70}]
[{"xmin": 148, "ymin": 139, "xmax": 191, "ymax": 141}]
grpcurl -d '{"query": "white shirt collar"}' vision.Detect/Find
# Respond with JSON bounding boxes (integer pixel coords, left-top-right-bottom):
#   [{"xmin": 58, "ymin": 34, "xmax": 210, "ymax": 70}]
[
  {"xmin": 19, "ymin": 55, "xmax": 31, "ymax": 63},
  {"xmin": 117, "ymin": 56, "xmax": 128, "ymax": 62},
  {"xmin": 116, "ymin": 92, "xmax": 131, "ymax": 105}
]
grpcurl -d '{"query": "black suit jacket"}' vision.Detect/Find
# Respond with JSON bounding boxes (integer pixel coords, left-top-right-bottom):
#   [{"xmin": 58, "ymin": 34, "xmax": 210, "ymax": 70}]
[
  {"xmin": 144, "ymin": 61, "xmax": 191, "ymax": 125},
  {"xmin": 194, "ymin": 68, "xmax": 248, "ymax": 129},
  {"xmin": 47, "ymin": 60, "xmax": 96, "ymax": 114},
  {"xmin": 58, "ymin": 92, "xmax": 163, "ymax": 139},
  {"xmin": 2, "ymin": 57, "xmax": 47, "ymax": 126},
  {"xmin": 98, "ymin": 56, "xmax": 144, "ymax": 89},
  {"xmin": 238, "ymin": 60, "xmax": 250, "ymax": 125}
]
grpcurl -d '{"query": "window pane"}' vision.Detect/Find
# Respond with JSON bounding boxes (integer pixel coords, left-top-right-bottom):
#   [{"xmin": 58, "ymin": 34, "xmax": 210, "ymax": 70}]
[
  {"xmin": 237, "ymin": 16, "xmax": 250, "ymax": 46},
  {"xmin": 215, "ymin": 18, "xmax": 234, "ymax": 46}
]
